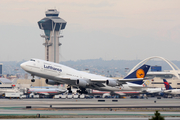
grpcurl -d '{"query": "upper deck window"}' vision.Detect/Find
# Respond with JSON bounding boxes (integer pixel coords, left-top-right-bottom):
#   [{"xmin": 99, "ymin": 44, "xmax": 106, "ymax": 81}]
[{"xmin": 30, "ymin": 59, "xmax": 35, "ymax": 62}]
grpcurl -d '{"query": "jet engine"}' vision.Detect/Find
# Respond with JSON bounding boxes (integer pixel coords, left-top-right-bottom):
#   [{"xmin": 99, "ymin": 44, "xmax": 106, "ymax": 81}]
[
  {"xmin": 45, "ymin": 79, "xmax": 60, "ymax": 85},
  {"xmin": 106, "ymin": 80, "xmax": 118, "ymax": 87},
  {"xmin": 76, "ymin": 79, "xmax": 88, "ymax": 87}
]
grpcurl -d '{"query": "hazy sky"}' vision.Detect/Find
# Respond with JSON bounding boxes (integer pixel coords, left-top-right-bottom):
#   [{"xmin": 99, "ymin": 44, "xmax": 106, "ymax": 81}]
[{"xmin": 0, "ymin": 0, "xmax": 180, "ymax": 61}]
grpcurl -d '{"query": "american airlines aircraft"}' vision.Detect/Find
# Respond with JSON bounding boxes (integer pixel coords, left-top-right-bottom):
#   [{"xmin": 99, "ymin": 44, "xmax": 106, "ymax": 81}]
[
  {"xmin": 20, "ymin": 58, "xmax": 150, "ymax": 94},
  {"xmin": 27, "ymin": 87, "xmax": 67, "ymax": 98}
]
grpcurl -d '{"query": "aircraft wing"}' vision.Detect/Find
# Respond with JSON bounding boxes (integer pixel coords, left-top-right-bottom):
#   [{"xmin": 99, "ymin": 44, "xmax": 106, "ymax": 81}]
[
  {"xmin": 91, "ymin": 78, "xmax": 145, "ymax": 83},
  {"xmin": 57, "ymin": 76, "xmax": 106, "ymax": 82},
  {"xmin": 57, "ymin": 76, "xmax": 144, "ymax": 83},
  {"xmin": 128, "ymin": 85, "xmax": 157, "ymax": 88},
  {"xmin": 116, "ymin": 78, "xmax": 144, "ymax": 84},
  {"xmin": 55, "ymin": 76, "xmax": 106, "ymax": 87},
  {"xmin": 55, "ymin": 76, "xmax": 148, "ymax": 89}
]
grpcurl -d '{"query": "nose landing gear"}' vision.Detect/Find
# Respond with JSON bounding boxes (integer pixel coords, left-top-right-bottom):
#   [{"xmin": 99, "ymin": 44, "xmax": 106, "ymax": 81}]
[{"xmin": 31, "ymin": 75, "xmax": 35, "ymax": 82}]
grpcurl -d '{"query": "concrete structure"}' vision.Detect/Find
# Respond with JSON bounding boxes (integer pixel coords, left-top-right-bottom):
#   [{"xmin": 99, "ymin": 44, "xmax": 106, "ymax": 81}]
[
  {"xmin": 128, "ymin": 56, "xmax": 180, "ymax": 88},
  {"xmin": 0, "ymin": 78, "xmax": 31, "ymax": 96},
  {"xmin": 38, "ymin": 9, "xmax": 67, "ymax": 63},
  {"xmin": 17, "ymin": 78, "xmax": 47, "ymax": 87},
  {"xmin": 0, "ymin": 78, "xmax": 13, "ymax": 84}
]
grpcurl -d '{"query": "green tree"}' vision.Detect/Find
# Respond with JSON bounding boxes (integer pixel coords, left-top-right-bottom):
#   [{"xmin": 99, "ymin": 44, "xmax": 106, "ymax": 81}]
[{"xmin": 149, "ymin": 111, "xmax": 165, "ymax": 120}]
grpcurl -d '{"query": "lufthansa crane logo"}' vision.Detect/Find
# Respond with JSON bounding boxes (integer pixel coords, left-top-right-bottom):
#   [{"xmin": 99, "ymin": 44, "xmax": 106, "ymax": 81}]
[{"xmin": 136, "ymin": 69, "xmax": 145, "ymax": 78}]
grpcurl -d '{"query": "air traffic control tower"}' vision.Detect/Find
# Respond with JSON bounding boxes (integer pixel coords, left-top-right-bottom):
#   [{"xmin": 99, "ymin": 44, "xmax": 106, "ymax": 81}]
[{"xmin": 38, "ymin": 9, "xmax": 67, "ymax": 63}]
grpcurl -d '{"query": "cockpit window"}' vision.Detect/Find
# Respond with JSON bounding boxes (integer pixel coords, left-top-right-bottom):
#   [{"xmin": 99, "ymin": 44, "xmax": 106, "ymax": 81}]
[{"xmin": 30, "ymin": 59, "xmax": 35, "ymax": 62}]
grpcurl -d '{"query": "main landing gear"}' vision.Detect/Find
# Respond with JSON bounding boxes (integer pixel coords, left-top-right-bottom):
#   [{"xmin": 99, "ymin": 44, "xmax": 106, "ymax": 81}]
[
  {"xmin": 77, "ymin": 88, "xmax": 88, "ymax": 94},
  {"xmin": 67, "ymin": 85, "xmax": 72, "ymax": 94}
]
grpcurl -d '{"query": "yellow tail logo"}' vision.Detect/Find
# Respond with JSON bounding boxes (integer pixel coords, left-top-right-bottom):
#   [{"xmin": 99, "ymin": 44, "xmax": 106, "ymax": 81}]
[{"xmin": 136, "ymin": 69, "xmax": 145, "ymax": 78}]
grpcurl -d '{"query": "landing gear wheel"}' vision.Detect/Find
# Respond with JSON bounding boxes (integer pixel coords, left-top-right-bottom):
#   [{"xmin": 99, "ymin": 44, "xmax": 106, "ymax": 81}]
[
  {"xmin": 77, "ymin": 88, "xmax": 88, "ymax": 94},
  {"xmin": 31, "ymin": 79, "xmax": 35, "ymax": 82}
]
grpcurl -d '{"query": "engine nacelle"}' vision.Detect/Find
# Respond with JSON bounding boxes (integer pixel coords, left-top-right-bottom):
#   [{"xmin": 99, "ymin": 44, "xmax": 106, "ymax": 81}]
[
  {"xmin": 76, "ymin": 79, "xmax": 88, "ymax": 87},
  {"xmin": 45, "ymin": 79, "xmax": 60, "ymax": 85},
  {"xmin": 106, "ymin": 80, "xmax": 118, "ymax": 87}
]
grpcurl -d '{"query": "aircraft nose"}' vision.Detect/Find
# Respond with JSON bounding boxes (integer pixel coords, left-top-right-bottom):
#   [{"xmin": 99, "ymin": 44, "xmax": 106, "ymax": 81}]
[{"xmin": 20, "ymin": 63, "xmax": 26, "ymax": 69}]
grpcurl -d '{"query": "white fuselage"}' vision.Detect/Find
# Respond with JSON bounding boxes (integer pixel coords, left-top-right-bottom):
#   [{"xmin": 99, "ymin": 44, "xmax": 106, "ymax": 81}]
[
  {"xmin": 145, "ymin": 88, "xmax": 164, "ymax": 94},
  {"xmin": 0, "ymin": 89, "xmax": 19, "ymax": 95},
  {"xmin": 21, "ymin": 59, "xmax": 146, "ymax": 92},
  {"xmin": 28, "ymin": 88, "xmax": 66, "ymax": 96},
  {"xmin": 164, "ymin": 89, "xmax": 180, "ymax": 95}
]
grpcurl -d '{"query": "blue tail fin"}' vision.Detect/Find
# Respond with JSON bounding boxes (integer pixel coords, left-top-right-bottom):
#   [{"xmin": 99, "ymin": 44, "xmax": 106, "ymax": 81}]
[
  {"xmin": 124, "ymin": 64, "xmax": 150, "ymax": 85},
  {"xmin": 163, "ymin": 79, "xmax": 173, "ymax": 90}
]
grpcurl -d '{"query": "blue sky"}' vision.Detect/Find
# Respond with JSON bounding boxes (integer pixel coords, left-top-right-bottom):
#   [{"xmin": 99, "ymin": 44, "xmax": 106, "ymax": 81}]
[{"xmin": 0, "ymin": 0, "xmax": 180, "ymax": 61}]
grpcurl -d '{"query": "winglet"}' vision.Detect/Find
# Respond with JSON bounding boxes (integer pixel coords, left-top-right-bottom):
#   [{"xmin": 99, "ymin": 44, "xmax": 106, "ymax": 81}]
[{"xmin": 163, "ymin": 79, "xmax": 173, "ymax": 90}]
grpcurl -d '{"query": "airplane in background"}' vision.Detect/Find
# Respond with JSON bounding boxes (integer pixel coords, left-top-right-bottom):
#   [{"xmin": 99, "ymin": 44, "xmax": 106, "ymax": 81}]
[
  {"xmin": 163, "ymin": 79, "xmax": 180, "ymax": 95},
  {"xmin": 27, "ymin": 87, "xmax": 67, "ymax": 98},
  {"xmin": 141, "ymin": 87, "xmax": 165, "ymax": 97},
  {"xmin": 89, "ymin": 89, "xmax": 143, "ymax": 97},
  {"xmin": 20, "ymin": 58, "xmax": 150, "ymax": 94},
  {"xmin": 139, "ymin": 79, "xmax": 164, "ymax": 96}
]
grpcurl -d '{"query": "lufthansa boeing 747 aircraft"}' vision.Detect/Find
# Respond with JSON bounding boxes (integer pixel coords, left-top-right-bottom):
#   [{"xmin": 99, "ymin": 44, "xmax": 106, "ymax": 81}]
[{"xmin": 21, "ymin": 58, "xmax": 150, "ymax": 94}]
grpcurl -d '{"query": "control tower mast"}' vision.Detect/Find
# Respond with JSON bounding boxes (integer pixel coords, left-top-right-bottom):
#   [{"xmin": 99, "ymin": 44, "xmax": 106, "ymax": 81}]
[{"xmin": 38, "ymin": 9, "xmax": 67, "ymax": 63}]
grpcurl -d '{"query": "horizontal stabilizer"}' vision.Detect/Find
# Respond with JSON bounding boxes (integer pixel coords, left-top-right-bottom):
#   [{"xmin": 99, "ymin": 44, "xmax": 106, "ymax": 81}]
[{"xmin": 117, "ymin": 78, "xmax": 143, "ymax": 82}]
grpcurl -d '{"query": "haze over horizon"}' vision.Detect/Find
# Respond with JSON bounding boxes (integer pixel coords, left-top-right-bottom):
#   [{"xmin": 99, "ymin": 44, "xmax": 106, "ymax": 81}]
[{"xmin": 0, "ymin": 0, "xmax": 180, "ymax": 61}]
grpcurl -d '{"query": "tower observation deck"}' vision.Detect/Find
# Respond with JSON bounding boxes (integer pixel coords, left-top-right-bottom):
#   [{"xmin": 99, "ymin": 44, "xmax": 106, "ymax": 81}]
[{"xmin": 38, "ymin": 9, "xmax": 67, "ymax": 63}]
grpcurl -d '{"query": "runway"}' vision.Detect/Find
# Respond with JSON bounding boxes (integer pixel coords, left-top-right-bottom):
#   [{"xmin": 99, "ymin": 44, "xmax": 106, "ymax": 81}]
[
  {"xmin": 1, "ymin": 98, "xmax": 180, "ymax": 108},
  {"xmin": 0, "ymin": 98, "xmax": 180, "ymax": 119},
  {"xmin": 1, "ymin": 118, "xmax": 180, "ymax": 120}
]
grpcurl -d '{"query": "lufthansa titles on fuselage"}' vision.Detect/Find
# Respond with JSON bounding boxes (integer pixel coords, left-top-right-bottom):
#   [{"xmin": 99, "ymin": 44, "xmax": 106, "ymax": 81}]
[{"xmin": 44, "ymin": 65, "xmax": 62, "ymax": 72}]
